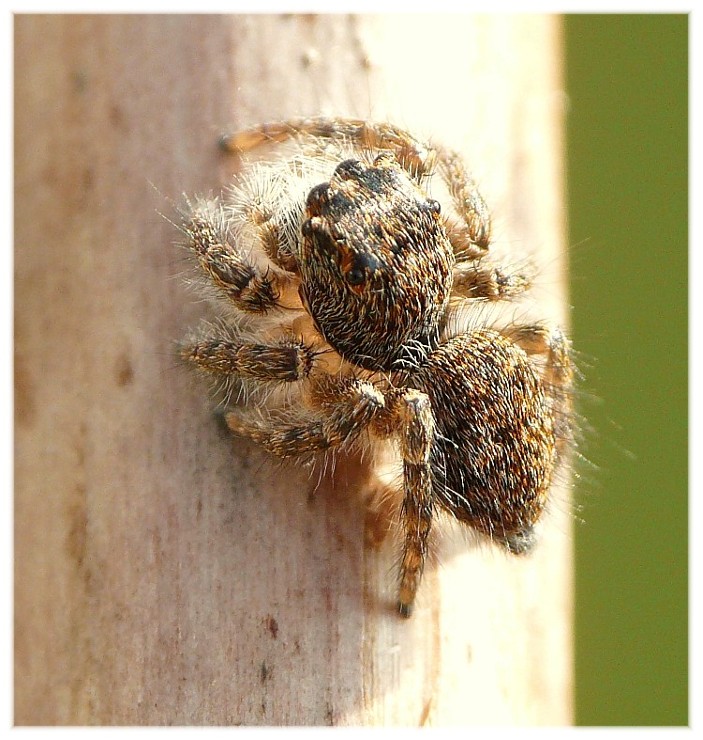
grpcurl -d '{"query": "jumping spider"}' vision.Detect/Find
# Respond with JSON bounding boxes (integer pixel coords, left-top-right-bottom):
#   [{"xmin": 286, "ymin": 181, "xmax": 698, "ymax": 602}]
[{"xmin": 178, "ymin": 117, "xmax": 573, "ymax": 617}]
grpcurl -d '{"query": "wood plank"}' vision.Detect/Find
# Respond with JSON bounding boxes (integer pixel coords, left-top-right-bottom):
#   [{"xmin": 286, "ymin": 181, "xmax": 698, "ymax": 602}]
[{"xmin": 14, "ymin": 13, "xmax": 571, "ymax": 725}]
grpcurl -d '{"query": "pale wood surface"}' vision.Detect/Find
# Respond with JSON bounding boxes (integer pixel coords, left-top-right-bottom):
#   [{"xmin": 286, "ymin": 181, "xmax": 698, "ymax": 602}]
[{"xmin": 14, "ymin": 14, "xmax": 572, "ymax": 725}]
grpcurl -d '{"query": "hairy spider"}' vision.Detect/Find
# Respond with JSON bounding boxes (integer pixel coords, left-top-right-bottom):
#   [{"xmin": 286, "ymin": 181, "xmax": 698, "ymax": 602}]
[{"xmin": 178, "ymin": 117, "xmax": 573, "ymax": 617}]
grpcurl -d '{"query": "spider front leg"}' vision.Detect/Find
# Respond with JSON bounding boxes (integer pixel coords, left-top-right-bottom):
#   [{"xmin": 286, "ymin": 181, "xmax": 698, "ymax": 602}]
[
  {"xmin": 219, "ymin": 116, "xmax": 435, "ymax": 179},
  {"xmin": 220, "ymin": 116, "xmax": 493, "ymax": 259},
  {"xmin": 181, "ymin": 199, "xmax": 294, "ymax": 314},
  {"xmin": 181, "ymin": 332, "xmax": 317, "ymax": 383}
]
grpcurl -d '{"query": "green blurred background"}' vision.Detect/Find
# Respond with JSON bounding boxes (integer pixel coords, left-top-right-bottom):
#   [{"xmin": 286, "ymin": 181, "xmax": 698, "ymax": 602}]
[{"xmin": 564, "ymin": 15, "xmax": 688, "ymax": 725}]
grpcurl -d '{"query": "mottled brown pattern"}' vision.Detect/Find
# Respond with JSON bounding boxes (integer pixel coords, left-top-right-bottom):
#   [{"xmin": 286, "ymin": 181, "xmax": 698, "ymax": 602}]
[
  {"xmin": 179, "ymin": 116, "xmax": 573, "ymax": 617},
  {"xmin": 299, "ymin": 154, "xmax": 454, "ymax": 371}
]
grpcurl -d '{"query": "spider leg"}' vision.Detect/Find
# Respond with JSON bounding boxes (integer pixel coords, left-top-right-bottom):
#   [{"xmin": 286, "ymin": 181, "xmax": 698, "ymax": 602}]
[
  {"xmin": 236, "ymin": 194, "xmax": 299, "ymax": 273},
  {"xmin": 503, "ymin": 323, "xmax": 573, "ymax": 397},
  {"xmin": 220, "ymin": 116, "xmax": 435, "ymax": 178},
  {"xmin": 227, "ymin": 377, "xmax": 435, "ymax": 615},
  {"xmin": 452, "ymin": 260, "xmax": 531, "ymax": 301},
  {"xmin": 503, "ymin": 323, "xmax": 573, "ymax": 449},
  {"xmin": 224, "ymin": 377, "xmax": 385, "ymax": 458},
  {"xmin": 221, "ymin": 116, "xmax": 493, "ymax": 260},
  {"xmin": 181, "ymin": 333, "xmax": 317, "ymax": 383},
  {"xmin": 181, "ymin": 201, "xmax": 295, "ymax": 314},
  {"xmin": 395, "ymin": 391, "xmax": 435, "ymax": 618},
  {"xmin": 432, "ymin": 144, "xmax": 492, "ymax": 255},
  {"xmin": 372, "ymin": 389, "xmax": 435, "ymax": 618}
]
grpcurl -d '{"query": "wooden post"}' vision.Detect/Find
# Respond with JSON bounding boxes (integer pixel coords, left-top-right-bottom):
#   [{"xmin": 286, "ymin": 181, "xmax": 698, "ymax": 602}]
[{"xmin": 14, "ymin": 14, "xmax": 571, "ymax": 725}]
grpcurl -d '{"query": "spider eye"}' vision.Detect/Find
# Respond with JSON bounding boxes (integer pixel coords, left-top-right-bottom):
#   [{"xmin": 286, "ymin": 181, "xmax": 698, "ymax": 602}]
[
  {"xmin": 345, "ymin": 267, "xmax": 365, "ymax": 286},
  {"xmin": 426, "ymin": 198, "xmax": 441, "ymax": 215},
  {"xmin": 303, "ymin": 218, "xmax": 339, "ymax": 259},
  {"xmin": 343, "ymin": 252, "xmax": 379, "ymax": 287}
]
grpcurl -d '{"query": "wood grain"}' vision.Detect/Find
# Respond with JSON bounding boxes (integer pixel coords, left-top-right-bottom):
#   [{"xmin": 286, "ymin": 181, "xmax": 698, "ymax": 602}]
[{"xmin": 14, "ymin": 14, "xmax": 572, "ymax": 725}]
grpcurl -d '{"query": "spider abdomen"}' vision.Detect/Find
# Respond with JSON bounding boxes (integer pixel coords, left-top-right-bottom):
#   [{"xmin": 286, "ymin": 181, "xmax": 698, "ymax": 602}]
[{"xmin": 413, "ymin": 329, "xmax": 556, "ymax": 549}]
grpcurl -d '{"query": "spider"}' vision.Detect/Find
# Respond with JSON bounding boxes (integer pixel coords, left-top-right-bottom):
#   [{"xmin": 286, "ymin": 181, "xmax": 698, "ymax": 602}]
[{"xmin": 178, "ymin": 117, "xmax": 573, "ymax": 617}]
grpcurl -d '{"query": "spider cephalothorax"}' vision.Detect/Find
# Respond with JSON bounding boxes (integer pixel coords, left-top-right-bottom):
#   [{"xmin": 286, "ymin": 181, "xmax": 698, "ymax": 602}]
[
  {"xmin": 179, "ymin": 117, "xmax": 573, "ymax": 617},
  {"xmin": 299, "ymin": 155, "xmax": 455, "ymax": 371}
]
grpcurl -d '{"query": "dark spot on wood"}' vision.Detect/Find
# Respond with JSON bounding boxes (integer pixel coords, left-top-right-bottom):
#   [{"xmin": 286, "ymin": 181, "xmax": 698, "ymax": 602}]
[
  {"xmin": 260, "ymin": 661, "xmax": 271, "ymax": 684},
  {"xmin": 64, "ymin": 425, "xmax": 98, "ymax": 597},
  {"xmin": 115, "ymin": 352, "xmax": 134, "ymax": 387},
  {"xmin": 71, "ymin": 70, "xmax": 88, "ymax": 93},
  {"xmin": 265, "ymin": 614, "xmax": 279, "ymax": 639},
  {"xmin": 109, "ymin": 103, "xmax": 127, "ymax": 131},
  {"xmin": 14, "ymin": 349, "xmax": 36, "ymax": 428},
  {"xmin": 65, "ymin": 483, "xmax": 87, "ymax": 571}
]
